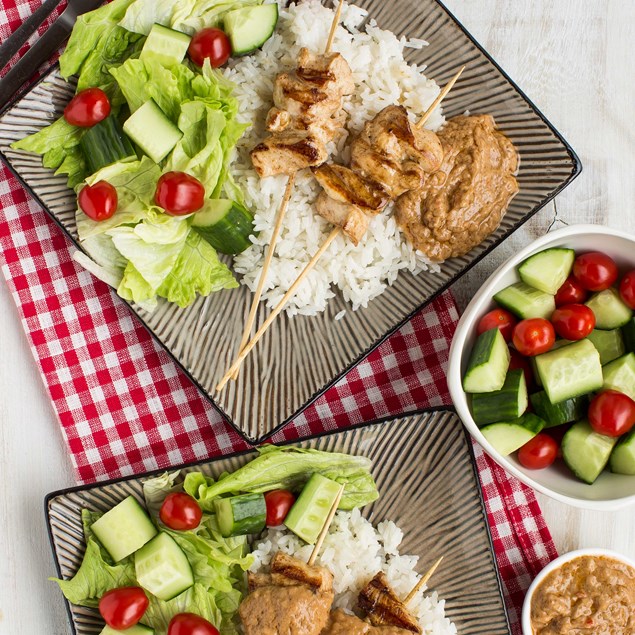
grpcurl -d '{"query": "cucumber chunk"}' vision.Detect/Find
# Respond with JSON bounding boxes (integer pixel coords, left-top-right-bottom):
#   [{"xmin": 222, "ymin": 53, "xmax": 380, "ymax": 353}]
[
  {"xmin": 518, "ymin": 248, "xmax": 575, "ymax": 295},
  {"xmin": 622, "ymin": 317, "xmax": 635, "ymax": 353},
  {"xmin": 192, "ymin": 199, "xmax": 255, "ymax": 255},
  {"xmin": 140, "ymin": 24, "xmax": 191, "ymax": 67},
  {"xmin": 224, "ymin": 4, "xmax": 279, "ymax": 56},
  {"xmin": 91, "ymin": 496, "xmax": 157, "ymax": 562},
  {"xmin": 101, "ymin": 625, "xmax": 154, "ymax": 635},
  {"xmin": 610, "ymin": 428, "xmax": 635, "ymax": 475},
  {"xmin": 494, "ymin": 282, "xmax": 555, "ymax": 320},
  {"xmin": 586, "ymin": 328, "xmax": 625, "ymax": 365},
  {"xmin": 530, "ymin": 390, "xmax": 588, "ymax": 428},
  {"xmin": 135, "ymin": 533, "xmax": 194, "ymax": 601},
  {"xmin": 534, "ymin": 339, "xmax": 603, "ymax": 404},
  {"xmin": 123, "ymin": 100, "xmax": 182, "ymax": 164},
  {"xmin": 214, "ymin": 493, "xmax": 266, "ymax": 537},
  {"xmin": 481, "ymin": 413, "xmax": 545, "ymax": 455},
  {"xmin": 529, "ymin": 339, "xmax": 573, "ymax": 386},
  {"xmin": 586, "ymin": 288, "xmax": 633, "ymax": 330},
  {"xmin": 602, "ymin": 353, "xmax": 635, "ymax": 401},
  {"xmin": 284, "ymin": 474, "xmax": 342, "ymax": 544},
  {"xmin": 471, "ymin": 369, "xmax": 528, "ymax": 426},
  {"xmin": 462, "ymin": 328, "xmax": 510, "ymax": 394},
  {"xmin": 80, "ymin": 116, "xmax": 136, "ymax": 175},
  {"xmin": 562, "ymin": 420, "xmax": 617, "ymax": 484}
]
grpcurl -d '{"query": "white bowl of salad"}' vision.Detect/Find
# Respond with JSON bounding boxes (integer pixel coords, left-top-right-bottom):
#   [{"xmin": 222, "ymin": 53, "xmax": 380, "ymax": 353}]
[{"xmin": 448, "ymin": 224, "xmax": 635, "ymax": 510}]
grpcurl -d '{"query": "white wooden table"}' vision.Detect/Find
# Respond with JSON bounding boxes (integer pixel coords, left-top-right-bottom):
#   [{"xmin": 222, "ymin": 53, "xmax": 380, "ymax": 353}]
[{"xmin": 0, "ymin": 1, "xmax": 633, "ymax": 632}]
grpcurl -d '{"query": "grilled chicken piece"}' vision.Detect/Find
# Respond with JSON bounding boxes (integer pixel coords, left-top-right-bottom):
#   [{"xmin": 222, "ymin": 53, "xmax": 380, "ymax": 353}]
[
  {"xmin": 296, "ymin": 48, "xmax": 355, "ymax": 95},
  {"xmin": 266, "ymin": 107, "xmax": 291, "ymax": 132},
  {"xmin": 273, "ymin": 73, "xmax": 343, "ymax": 120},
  {"xmin": 251, "ymin": 130, "xmax": 329, "ymax": 177},
  {"xmin": 323, "ymin": 609, "xmax": 416, "ymax": 635},
  {"xmin": 315, "ymin": 191, "xmax": 369, "ymax": 245},
  {"xmin": 358, "ymin": 572, "xmax": 422, "ymax": 634},
  {"xmin": 313, "ymin": 164, "xmax": 388, "ymax": 213}
]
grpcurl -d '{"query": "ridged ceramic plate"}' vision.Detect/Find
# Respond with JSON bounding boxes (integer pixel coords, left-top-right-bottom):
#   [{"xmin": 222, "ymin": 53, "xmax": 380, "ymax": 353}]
[
  {"xmin": 46, "ymin": 409, "xmax": 511, "ymax": 635},
  {"xmin": 0, "ymin": 0, "xmax": 581, "ymax": 443}
]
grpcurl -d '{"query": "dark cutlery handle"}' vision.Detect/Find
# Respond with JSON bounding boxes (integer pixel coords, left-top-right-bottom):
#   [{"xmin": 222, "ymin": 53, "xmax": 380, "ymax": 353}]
[
  {"xmin": 0, "ymin": 0, "xmax": 62, "ymax": 70},
  {"xmin": 0, "ymin": 16, "xmax": 72, "ymax": 111}
]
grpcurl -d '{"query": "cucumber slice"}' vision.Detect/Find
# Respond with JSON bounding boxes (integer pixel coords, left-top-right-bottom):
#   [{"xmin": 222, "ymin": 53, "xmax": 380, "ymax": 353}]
[
  {"xmin": 494, "ymin": 282, "xmax": 555, "ymax": 320},
  {"xmin": 562, "ymin": 420, "xmax": 617, "ymax": 484},
  {"xmin": 101, "ymin": 625, "xmax": 154, "ymax": 635},
  {"xmin": 192, "ymin": 199, "xmax": 255, "ymax": 255},
  {"xmin": 622, "ymin": 317, "xmax": 635, "ymax": 353},
  {"xmin": 529, "ymin": 390, "xmax": 588, "ymax": 428},
  {"xmin": 284, "ymin": 474, "xmax": 342, "ymax": 544},
  {"xmin": 80, "ymin": 116, "xmax": 136, "ymax": 175},
  {"xmin": 481, "ymin": 414, "xmax": 545, "ymax": 455},
  {"xmin": 586, "ymin": 328, "xmax": 625, "ymax": 365},
  {"xmin": 610, "ymin": 428, "xmax": 635, "ymax": 475},
  {"xmin": 123, "ymin": 100, "xmax": 182, "ymax": 164},
  {"xmin": 224, "ymin": 4, "xmax": 279, "ymax": 56},
  {"xmin": 518, "ymin": 248, "xmax": 575, "ymax": 295},
  {"xmin": 135, "ymin": 533, "xmax": 194, "ymax": 601},
  {"xmin": 529, "ymin": 339, "xmax": 573, "ymax": 386},
  {"xmin": 586, "ymin": 288, "xmax": 633, "ymax": 330},
  {"xmin": 140, "ymin": 24, "xmax": 191, "ymax": 67},
  {"xmin": 462, "ymin": 328, "xmax": 510, "ymax": 394},
  {"xmin": 91, "ymin": 496, "xmax": 157, "ymax": 562},
  {"xmin": 534, "ymin": 339, "xmax": 603, "ymax": 404},
  {"xmin": 214, "ymin": 493, "xmax": 266, "ymax": 537},
  {"xmin": 602, "ymin": 353, "xmax": 635, "ymax": 401},
  {"xmin": 471, "ymin": 369, "xmax": 528, "ymax": 426}
]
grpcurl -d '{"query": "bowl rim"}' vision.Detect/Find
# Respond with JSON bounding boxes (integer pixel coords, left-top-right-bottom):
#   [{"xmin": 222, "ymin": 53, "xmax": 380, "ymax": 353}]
[
  {"xmin": 448, "ymin": 223, "xmax": 635, "ymax": 511},
  {"xmin": 520, "ymin": 547, "xmax": 635, "ymax": 635}
]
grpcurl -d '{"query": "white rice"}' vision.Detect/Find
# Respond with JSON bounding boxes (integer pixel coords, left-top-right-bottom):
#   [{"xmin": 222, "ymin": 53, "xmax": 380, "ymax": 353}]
[
  {"xmin": 249, "ymin": 509, "xmax": 457, "ymax": 635},
  {"xmin": 224, "ymin": 1, "xmax": 444, "ymax": 317}
]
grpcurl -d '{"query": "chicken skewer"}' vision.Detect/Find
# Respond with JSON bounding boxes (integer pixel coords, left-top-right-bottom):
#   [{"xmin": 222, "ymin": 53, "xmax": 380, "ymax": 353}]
[
  {"xmin": 231, "ymin": 0, "xmax": 347, "ymax": 381},
  {"xmin": 217, "ymin": 68, "xmax": 464, "ymax": 390}
]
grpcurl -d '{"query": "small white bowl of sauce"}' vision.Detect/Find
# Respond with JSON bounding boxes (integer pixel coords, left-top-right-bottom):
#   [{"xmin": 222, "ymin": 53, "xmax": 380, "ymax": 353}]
[{"xmin": 521, "ymin": 548, "xmax": 635, "ymax": 635}]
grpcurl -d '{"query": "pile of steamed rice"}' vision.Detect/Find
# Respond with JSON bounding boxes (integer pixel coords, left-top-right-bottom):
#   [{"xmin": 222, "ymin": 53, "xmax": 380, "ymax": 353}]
[
  {"xmin": 249, "ymin": 509, "xmax": 457, "ymax": 635},
  {"xmin": 224, "ymin": 0, "xmax": 445, "ymax": 317}
]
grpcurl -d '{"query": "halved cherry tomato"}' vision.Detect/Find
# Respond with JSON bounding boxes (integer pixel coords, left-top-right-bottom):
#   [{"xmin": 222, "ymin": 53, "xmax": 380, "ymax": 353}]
[
  {"xmin": 155, "ymin": 172, "xmax": 206, "ymax": 215},
  {"xmin": 168, "ymin": 613, "xmax": 220, "ymax": 635},
  {"xmin": 160, "ymin": 492, "xmax": 203, "ymax": 531},
  {"xmin": 572, "ymin": 252, "xmax": 618, "ymax": 292},
  {"xmin": 588, "ymin": 390, "xmax": 635, "ymax": 437},
  {"xmin": 619, "ymin": 270, "xmax": 635, "ymax": 309},
  {"xmin": 78, "ymin": 181, "xmax": 118, "ymax": 222},
  {"xmin": 188, "ymin": 28, "xmax": 231, "ymax": 68},
  {"xmin": 476, "ymin": 308, "xmax": 518, "ymax": 342},
  {"xmin": 99, "ymin": 587, "xmax": 148, "ymax": 630},
  {"xmin": 512, "ymin": 318, "xmax": 555, "ymax": 356},
  {"xmin": 64, "ymin": 87, "xmax": 111, "ymax": 127},
  {"xmin": 264, "ymin": 489, "xmax": 296, "ymax": 527},
  {"xmin": 517, "ymin": 434, "xmax": 558, "ymax": 470},
  {"xmin": 550, "ymin": 303, "xmax": 596, "ymax": 341},
  {"xmin": 508, "ymin": 347, "xmax": 534, "ymax": 388},
  {"xmin": 554, "ymin": 275, "xmax": 588, "ymax": 306}
]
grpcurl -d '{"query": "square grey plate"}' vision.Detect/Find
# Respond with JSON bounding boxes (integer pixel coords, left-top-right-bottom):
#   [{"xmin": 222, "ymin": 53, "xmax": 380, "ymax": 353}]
[
  {"xmin": 0, "ymin": 0, "xmax": 581, "ymax": 443},
  {"xmin": 46, "ymin": 409, "xmax": 511, "ymax": 634}
]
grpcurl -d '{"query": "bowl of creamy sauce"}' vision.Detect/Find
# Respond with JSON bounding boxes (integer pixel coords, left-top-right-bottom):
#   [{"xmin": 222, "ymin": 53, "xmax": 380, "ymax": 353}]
[{"xmin": 522, "ymin": 548, "xmax": 635, "ymax": 635}]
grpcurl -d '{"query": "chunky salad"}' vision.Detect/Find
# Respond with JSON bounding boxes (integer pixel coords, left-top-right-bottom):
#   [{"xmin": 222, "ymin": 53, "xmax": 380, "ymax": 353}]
[
  {"xmin": 462, "ymin": 247, "xmax": 635, "ymax": 484},
  {"xmin": 13, "ymin": 0, "xmax": 280, "ymax": 310},
  {"xmin": 53, "ymin": 446, "xmax": 378, "ymax": 634}
]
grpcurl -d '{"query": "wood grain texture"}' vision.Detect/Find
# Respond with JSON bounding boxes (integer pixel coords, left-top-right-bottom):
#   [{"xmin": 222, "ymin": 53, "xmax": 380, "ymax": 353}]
[{"xmin": 0, "ymin": 0, "xmax": 634, "ymax": 632}]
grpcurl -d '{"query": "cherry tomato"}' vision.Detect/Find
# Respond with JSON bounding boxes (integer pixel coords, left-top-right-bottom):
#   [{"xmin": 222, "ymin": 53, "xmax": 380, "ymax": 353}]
[
  {"xmin": 554, "ymin": 275, "xmax": 588, "ymax": 306},
  {"xmin": 517, "ymin": 434, "xmax": 558, "ymax": 470},
  {"xmin": 508, "ymin": 347, "xmax": 534, "ymax": 388},
  {"xmin": 477, "ymin": 308, "xmax": 518, "ymax": 342},
  {"xmin": 512, "ymin": 318, "xmax": 555, "ymax": 357},
  {"xmin": 264, "ymin": 489, "xmax": 296, "ymax": 527},
  {"xmin": 99, "ymin": 587, "xmax": 148, "ymax": 630},
  {"xmin": 572, "ymin": 252, "xmax": 618, "ymax": 292},
  {"xmin": 168, "ymin": 613, "xmax": 220, "ymax": 635},
  {"xmin": 78, "ymin": 181, "xmax": 118, "ymax": 222},
  {"xmin": 64, "ymin": 87, "xmax": 111, "ymax": 127},
  {"xmin": 550, "ymin": 303, "xmax": 596, "ymax": 341},
  {"xmin": 155, "ymin": 172, "xmax": 206, "ymax": 215},
  {"xmin": 188, "ymin": 28, "xmax": 231, "ymax": 68},
  {"xmin": 160, "ymin": 492, "xmax": 203, "ymax": 530},
  {"xmin": 619, "ymin": 271, "xmax": 635, "ymax": 309},
  {"xmin": 588, "ymin": 390, "xmax": 635, "ymax": 437}
]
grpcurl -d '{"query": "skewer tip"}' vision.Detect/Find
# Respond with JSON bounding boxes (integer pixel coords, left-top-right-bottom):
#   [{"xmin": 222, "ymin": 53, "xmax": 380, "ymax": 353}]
[
  {"xmin": 308, "ymin": 483, "xmax": 345, "ymax": 566},
  {"xmin": 404, "ymin": 555, "xmax": 444, "ymax": 605}
]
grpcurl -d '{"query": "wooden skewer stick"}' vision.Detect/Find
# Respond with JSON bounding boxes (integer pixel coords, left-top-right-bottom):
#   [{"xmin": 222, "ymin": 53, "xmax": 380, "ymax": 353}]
[
  {"xmin": 415, "ymin": 65, "xmax": 465, "ymax": 130},
  {"xmin": 325, "ymin": 0, "xmax": 345, "ymax": 55},
  {"xmin": 308, "ymin": 484, "xmax": 345, "ymax": 566},
  {"xmin": 403, "ymin": 556, "xmax": 443, "ymax": 605}
]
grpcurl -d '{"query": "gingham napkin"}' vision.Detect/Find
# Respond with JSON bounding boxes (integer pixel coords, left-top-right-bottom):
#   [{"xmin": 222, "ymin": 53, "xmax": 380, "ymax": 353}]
[{"xmin": 0, "ymin": 2, "xmax": 557, "ymax": 632}]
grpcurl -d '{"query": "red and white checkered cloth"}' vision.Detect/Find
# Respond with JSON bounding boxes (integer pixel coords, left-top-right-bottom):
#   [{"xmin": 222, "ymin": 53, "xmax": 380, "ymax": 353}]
[{"xmin": 0, "ymin": 2, "xmax": 557, "ymax": 632}]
